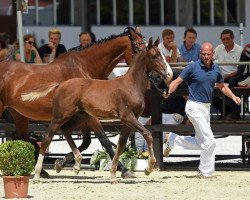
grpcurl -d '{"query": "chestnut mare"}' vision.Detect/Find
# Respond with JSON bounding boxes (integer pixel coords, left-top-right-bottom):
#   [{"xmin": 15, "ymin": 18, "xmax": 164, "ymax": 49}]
[
  {"xmin": 0, "ymin": 27, "xmax": 145, "ymax": 178},
  {"xmin": 27, "ymin": 37, "xmax": 173, "ymax": 183}
]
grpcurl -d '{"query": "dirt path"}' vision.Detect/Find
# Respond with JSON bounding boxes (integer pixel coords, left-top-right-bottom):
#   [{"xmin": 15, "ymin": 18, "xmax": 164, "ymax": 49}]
[{"xmin": 1, "ymin": 169, "xmax": 250, "ymax": 200}]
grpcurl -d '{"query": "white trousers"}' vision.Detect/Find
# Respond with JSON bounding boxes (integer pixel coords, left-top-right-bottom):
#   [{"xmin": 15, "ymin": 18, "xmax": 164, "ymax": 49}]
[{"xmin": 169, "ymin": 100, "xmax": 216, "ymax": 175}]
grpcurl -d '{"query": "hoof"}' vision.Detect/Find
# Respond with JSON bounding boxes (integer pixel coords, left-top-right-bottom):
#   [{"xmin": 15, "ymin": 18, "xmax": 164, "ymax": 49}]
[
  {"xmin": 121, "ymin": 170, "xmax": 136, "ymax": 179},
  {"xmin": 144, "ymin": 168, "xmax": 152, "ymax": 176},
  {"xmin": 73, "ymin": 166, "xmax": 81, "ymax": 174},
  {"xmin": 110, "ymin": 178, "xmax": 119, "ymax": 184},
  {"xmin": 40, "ymin": 169, "xmax": 50, "ymax": 179},
  {"xmin": 54, "ymin": 159, "xmax": 63, "ymax": 173}
]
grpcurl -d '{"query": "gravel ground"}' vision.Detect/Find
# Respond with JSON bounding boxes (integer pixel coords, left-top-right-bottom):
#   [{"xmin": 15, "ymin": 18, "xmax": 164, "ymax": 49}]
[{"xmin": 1, "ymin": 170, "xmax": 250, "ymax": 200}]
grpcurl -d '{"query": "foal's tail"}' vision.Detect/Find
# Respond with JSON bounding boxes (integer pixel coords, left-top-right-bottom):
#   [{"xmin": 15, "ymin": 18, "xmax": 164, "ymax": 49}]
[{"xmin": 21, "ymin": 82, "xmax": 60, "ymax": 102}]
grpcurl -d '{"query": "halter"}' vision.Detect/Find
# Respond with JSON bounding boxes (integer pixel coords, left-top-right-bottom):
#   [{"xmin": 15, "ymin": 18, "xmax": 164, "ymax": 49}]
[
  {"xmin": 149, "ymin": 72, "xmax": 166, "ymax": 95},
  {"xmin": 124, "ymin": 27, "xmax": 146, "ymax": 56}
]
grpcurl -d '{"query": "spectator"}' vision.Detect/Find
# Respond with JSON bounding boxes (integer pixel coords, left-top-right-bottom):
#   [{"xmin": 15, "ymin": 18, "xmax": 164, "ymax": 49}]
[
  {"xmin": 212, "ymin": 29, "xmax": 243, "ymax": 120},
  {"xmin": 39, "ymin": 28, "xmax": 67, "ymax": 63},
  {"xmin": 164, "ymin": 42, "xmax": 241, "ymax": 178},
  {"xmin": 179, "ymin": 28, "xmax": 201, "ymax": 62},
  {"xmin": 158, "ymin": 29, "xmax": 180, "ymax": 62},
  {"xmin": 0, "ymin": 32, "xmax": 15, "ymax": 60},
  {"xmin": 69, "ymin": 31, "xmax": 93, "ymax": 51},
  {"xmin": 12, "ymin": 40, "xmax": 20, "ymax": 52},
  {"xmin": 89, "ymin": 31, "xmax": 96, "ymax": 43},
  {"xmin": 230, "ymin": 44, "xmax": 250, "ymax": 87},
  {"xmin": 14, "ymin": 34, "xmax": 42, "ymax": 64},
  {"xmin": 0, "ymin": 38, "xmax": 8, "ymax": 62}
]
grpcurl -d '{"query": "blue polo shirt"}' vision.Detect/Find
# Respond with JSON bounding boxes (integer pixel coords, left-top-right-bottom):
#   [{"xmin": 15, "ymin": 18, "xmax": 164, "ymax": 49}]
[
  {"xmin": 180, "ymin": 60, "xmax": 224, "ymax": 103},
  {"xmin": 179, "ymin": 43, "xmax": 201, "ymax": 62}
]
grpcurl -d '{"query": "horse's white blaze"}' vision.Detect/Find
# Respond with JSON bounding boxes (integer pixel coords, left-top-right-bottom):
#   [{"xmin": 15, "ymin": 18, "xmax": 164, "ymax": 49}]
[{"xmin": 160, "ymin": 51, "xmax": 173, "ymax": 81}]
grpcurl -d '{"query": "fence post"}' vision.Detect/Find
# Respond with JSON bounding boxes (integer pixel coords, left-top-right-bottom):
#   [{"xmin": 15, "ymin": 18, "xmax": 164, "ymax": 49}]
[{"xmin": 149, "ymin": 89, "xmax": 164, "ymax": 170}]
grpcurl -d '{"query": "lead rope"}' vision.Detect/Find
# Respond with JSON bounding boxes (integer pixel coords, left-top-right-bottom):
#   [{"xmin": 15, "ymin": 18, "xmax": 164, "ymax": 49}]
[{"xmin": 148, "ymin": 73, "xmax": 167, "ymax": 95}]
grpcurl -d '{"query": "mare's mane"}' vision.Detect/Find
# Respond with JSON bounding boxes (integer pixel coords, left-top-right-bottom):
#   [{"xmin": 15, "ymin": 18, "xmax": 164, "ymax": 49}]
[{"xmin": 80, "ymin": 27, "xmax": 137, "ymax": 51}]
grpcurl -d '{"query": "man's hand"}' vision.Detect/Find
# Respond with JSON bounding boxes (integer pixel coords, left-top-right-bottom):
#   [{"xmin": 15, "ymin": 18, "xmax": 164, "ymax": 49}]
[
  {"xmin": 48, "ymin": 42, "xmax": 56, "ymax": 50},
  {"xmin": 163, "ymin": 91, "xmax": 170, "ymax": 98},
  {"xmin": 233, "ymin": 96, "xmax": 241, "ymax": 105}
]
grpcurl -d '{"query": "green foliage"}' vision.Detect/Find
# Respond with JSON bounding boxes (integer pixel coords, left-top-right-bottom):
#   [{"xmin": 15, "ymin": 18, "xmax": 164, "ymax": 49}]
[
  {"xmin": 0, "ymin": 140, "xmax": 35, "ymax": 176},
  {"xmin": 90, "ymin": 146, "xmax": 143, "ymax": 171}
]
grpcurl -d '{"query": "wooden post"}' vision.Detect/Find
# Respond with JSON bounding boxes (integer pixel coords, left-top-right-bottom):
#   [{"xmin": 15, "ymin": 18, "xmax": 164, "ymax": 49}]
[{"xmin": 149, "ymin": 89, "xmax": 164, "ymax": 170}]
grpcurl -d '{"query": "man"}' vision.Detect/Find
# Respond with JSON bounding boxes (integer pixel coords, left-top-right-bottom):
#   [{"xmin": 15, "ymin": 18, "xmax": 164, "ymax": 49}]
[
  {"xmin": 158, "ymin": 29, "xmax": 180, "ymax": 62},
  {"xmin": 39, "ymin": 28, "xmax": 67, "ymax": 63},
  {"xmin": 179, "ymin": 28, "xmax": 201, "ymax": 62},
  {"xmin": 69, "ymin": 31, "xmax": 93, "ymax": 51},
  {"xmin": 213, "ymin": 29, "xmax": 243, "ymax": 119},
  {"xmin": 163, "ymin": 42, "xmax": 241, "ymax": 178}
]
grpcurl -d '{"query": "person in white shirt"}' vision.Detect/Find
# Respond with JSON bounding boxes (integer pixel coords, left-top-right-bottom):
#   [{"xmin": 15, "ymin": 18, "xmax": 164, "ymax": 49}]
[
  {"xmin": 213, "ymin": 29, "xmax": 243, "ymax": 120},
  {"xmin": 158, "ymin": 29, "xmax": 180, "ymax": 62}
]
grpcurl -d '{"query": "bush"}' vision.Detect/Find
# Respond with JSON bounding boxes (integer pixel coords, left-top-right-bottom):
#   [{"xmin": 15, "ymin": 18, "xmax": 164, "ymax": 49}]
[{"xmin": 0, "ymin": 140, "xmax": 35, "ymax": 176}]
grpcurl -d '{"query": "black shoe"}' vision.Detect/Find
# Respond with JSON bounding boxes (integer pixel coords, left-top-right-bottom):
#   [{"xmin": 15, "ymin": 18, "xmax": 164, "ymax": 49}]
[{"xmin": 226, "ymin": 114, "xmax": 241, "ymax": 120}]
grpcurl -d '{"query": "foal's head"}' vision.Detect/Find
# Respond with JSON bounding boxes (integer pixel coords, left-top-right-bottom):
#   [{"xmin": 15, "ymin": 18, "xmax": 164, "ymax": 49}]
[{"xmin": 146, "ymin": 37, "xmax": 173, "ymax": 83}]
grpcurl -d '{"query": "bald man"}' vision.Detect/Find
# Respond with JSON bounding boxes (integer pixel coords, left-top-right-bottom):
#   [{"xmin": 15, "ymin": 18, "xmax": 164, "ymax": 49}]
[{"xmin": 163, "ymin": 42, "xmax": 241, "ymax": 178}]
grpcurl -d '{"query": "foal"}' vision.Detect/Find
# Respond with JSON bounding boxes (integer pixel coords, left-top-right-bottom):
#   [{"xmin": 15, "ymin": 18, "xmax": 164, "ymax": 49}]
[{"xmin": 34, "ymin": 37, "xmax": 173, "ymax": 183}]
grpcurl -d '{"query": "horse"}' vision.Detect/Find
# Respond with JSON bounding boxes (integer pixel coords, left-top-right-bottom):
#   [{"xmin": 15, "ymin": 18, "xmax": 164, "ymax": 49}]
[
  {"xmin": 0, "ymin": 27, "xmax": 145, "ymax": 178},
  {"xmin": 26, "ymin": 37, "xmax": 173, "ymax": 183}
]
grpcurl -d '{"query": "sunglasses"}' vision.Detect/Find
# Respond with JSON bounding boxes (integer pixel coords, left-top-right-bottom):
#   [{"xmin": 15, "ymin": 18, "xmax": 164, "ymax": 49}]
[{"xmin": 26, "ymin": 41, "xmax": 35, "ymax": 45}]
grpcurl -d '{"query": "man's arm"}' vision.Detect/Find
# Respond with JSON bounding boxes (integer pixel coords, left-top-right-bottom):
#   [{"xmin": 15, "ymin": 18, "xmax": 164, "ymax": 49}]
[
  {"xmin": 216, "ymin": 82, "xmax": 241, "ymax": 105},
  {"xmin": 163, "ymin": 76, "xmax": 183, "ymax": 98}
]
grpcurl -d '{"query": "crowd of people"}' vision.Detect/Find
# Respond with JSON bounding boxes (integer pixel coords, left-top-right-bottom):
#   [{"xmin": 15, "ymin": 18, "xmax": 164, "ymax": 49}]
[
  {"xmin": 0, "ymin": 28, "xmax": 95, "ymax": 64},
  {"xmin": 0, "ymin": 26, "xmax": 249, "ymax": 178}
]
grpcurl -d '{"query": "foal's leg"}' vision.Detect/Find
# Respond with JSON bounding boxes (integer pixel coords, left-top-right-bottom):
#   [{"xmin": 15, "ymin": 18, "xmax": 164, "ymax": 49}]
[
  {"xmin": 121, "ymin": 115, "xmax": 156, "ymax": 175},
  {"xmin": 110, "ymin": 125, "xmax": 131, "ymax": 184},
  {"xmin": 89, "ymin": 118, "xmax": 135, "ymax": 178},
  {"xmin": 55, "ymin": 117, "xmax": 135, "ymax": 178},
  {"xmin": 34, "ymin": 119, "xmax": 60, "ymax": 181}
]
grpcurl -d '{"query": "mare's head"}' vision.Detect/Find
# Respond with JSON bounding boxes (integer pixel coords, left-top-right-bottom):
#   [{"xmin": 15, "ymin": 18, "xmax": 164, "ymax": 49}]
[
  {"xmin": 145, "ymin": 37, "xmax": 173, "ymax": 84},
  {"xmin": 123, "ymin": 27, "xmax": 146, "ymax": 64}
]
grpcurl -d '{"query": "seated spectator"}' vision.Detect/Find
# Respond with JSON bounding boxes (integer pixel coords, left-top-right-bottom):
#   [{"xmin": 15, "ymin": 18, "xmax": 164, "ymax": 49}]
[
  {"xmin": 158, "ymin": 28, "xmax": 180, "ymax": 62},
  {"xmin": 179, "ymin": 28, "xmax": 201, "ymax": 62},
  {"xmin": 39, "ymin": 28, "xmax": 67, "ymax": 63},
  {"xmin": 0, "ymin": 32, "xmax": 15, "ymax": 61},
  {"xmin": 212, "ymin": 29, "xmax": 243, "ymax": 120},
  {"xmin": 231, "ymin": 44, "xmax": 250, "ymax": 87},
  {"xmin": 0, "ymin": 38, "xmax": 8, "ymax": 62},
  {"xmin": 12, "ymin": 39, "xmax": 20, "ymax": 52},
  {"xmin": 14, "ymin": 34, "xmax": 42, "ymax": 64},
  {"xmin": 69, "ymin": 31, "xmax": 93, "ymax": 51}
]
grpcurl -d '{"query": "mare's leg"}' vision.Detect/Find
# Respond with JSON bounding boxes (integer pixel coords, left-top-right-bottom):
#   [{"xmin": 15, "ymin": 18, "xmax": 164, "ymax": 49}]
[
  {"xmin": 8, "ymin": 108, "xmax": 50, "ymax": 178},
  {"xmin": 8, "ymin": 108, "xmax": 29, "ymax": 141},
  {"xmin": 54, "ymin": 126, "xmax": 91, "ymax": 173},
  {"xmin": 110, "ymin": 125, "xmax": 131, "ymax": 184},
  {"xmin": 62, "ymin": 130, "xmax": 83, "ymax": 174},
  {"xmin": 54, "ymin": 121, "xmax": 91, "ymax": 173},
  {"xmin": 121, "ymin": 114, "xmax": 156, "ymax": 175}
]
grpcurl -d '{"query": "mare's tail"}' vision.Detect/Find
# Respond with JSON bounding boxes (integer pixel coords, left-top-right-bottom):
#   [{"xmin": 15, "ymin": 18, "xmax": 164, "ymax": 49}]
[{"xmin": 21, "ymin": 82, "xmax": 60, "ymax": 102}]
